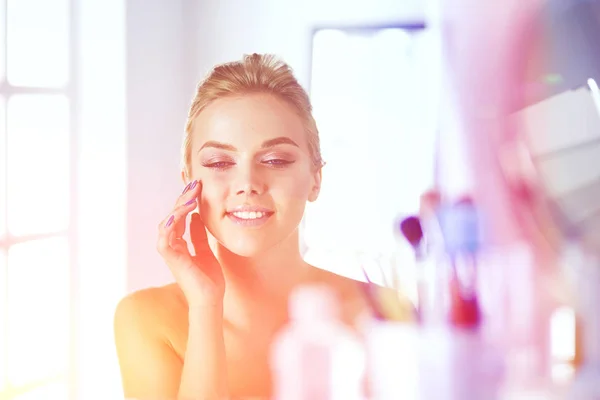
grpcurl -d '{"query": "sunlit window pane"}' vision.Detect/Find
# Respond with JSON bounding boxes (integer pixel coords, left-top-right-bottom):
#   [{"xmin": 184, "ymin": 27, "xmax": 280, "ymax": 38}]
[
  {"xmin": 7, "ymin": 95, "xmax": 70, "ymax": 236},
  {"xmin": 6, "ymin": 0, "xmax": 70, "ymax": 88},
  {"xmin": 0, "ymin": 250, "xmax": 6, "ymax": 391},
  {"xmin": 7, "ymin": 237, "xmax": 70, "ymax": 387},
  {"xmin": 0, "ymin": 96, "xmax": 5, "ymax": 239},
  {"xmin": 11, "ymin": 379, "xmax": 68, "ymax": 400}
]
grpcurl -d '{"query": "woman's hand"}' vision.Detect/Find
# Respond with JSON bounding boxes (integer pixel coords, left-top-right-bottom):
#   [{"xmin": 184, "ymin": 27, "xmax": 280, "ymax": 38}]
[{"xmin": 157, "ymin": 180, "xmax": 225, "ymax": 309}]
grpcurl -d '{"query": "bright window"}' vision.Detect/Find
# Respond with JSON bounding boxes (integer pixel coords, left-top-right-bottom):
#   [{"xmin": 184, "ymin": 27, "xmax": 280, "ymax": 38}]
[
  {"xmin": 7, "ymin": 237, "xmax": 70, "ymax": 387},
  {"xmin": 303, "ymin": 25, "xmax": 439, "ymax": 283},
  {"xmin": 0, "ymin": 0, "xmax": 73, "ymax": 398},
  {"xmin": 6, "ymin": 95, "xmax": 70, "ymax": 236},
  {"xmin": 6, "ymin": 0, "xmax": 70, "ymax": 88}
]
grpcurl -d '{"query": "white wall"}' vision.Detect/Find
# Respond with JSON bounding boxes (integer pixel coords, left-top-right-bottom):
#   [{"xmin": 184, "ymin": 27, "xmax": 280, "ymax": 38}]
[
  {"xmin": 77, "ymin": 1, "xmax": 127, "ymax": 398},
  {"xmin": 126, "ymin": 0, "xmax": 428, "ymax": 291},
  {"xmin": 126, "ymin": 0, "xmax": 197, "ymax": 292},
  {"xmin": 191, "ymin": 0, "xmax": 425, "ymax": 88}
]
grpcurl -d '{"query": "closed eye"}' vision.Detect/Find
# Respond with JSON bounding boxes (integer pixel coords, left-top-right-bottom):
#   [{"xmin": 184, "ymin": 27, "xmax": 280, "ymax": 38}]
[
  {"xmin": 203, "ymin": 161, "xmax": 235, "ymax": 171},
  {"xmin": 262, "ymin": 159, "xmax": 294, "ymax": 168}
]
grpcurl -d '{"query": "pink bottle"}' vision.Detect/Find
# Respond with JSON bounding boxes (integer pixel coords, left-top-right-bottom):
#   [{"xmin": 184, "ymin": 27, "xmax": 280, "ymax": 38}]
[{"xmin": 270, "ymin": 284, "xmax": 366, "ymax": 400}]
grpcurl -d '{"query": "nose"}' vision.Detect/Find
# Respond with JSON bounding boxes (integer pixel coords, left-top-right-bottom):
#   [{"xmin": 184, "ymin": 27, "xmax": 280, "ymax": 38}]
[{"xmin": 233, "ymin": 164, "xmax": 265, "ymax": 196}]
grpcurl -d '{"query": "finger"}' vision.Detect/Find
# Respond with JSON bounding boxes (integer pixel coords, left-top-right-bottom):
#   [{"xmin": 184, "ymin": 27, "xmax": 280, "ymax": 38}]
[
  {"xmin": 166, "ymin": 199, "xmax": 197, "ymax": 241},
  {"xmin": 177, "ymin": 179, "xmax": 201, "ymax": 207},
  {"xmin": 157, "ymin": 203, "xmax": 195, "ymax": 261},
  {"xmin": 190, "ymin": 212, "xmax": 212, "ymax": 258},
  {"xmin": 157, "ymin": 227, "xmax": 189, "ymax": 265},
  {"xmin": 188, "ymin": 180, "xmax": 210, "ymax": 257},
  {"xmin": 170, "ymin": 237, "xmax": 188, "ymax": 254},
  {"xmin": 173, "ymin": 197, "xmax": 197, "ymax": 239},
  {"xmin": 181, "ymin": 178, "xmax": 197, "ymax": 196},
  {"xmin": 189, "ymin": 213, "xmax": 222, "ymax": 281},
  {"xmin": 172, "ymin": 181, "xmax": 200, "ymax": 238}
]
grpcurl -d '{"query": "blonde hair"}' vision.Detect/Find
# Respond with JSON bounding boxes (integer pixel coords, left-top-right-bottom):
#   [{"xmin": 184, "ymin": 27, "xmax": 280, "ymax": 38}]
[{"xmin": 182, "ymin": 53, "xmax": 323, "ymax": 178}]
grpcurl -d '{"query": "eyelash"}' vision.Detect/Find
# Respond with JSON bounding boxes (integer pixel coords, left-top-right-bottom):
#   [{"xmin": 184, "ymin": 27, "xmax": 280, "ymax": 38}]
[
  {"xmin": 202, "ymin": 159, "xmax": 294, "ymax": 171},
  {"xmin": 264, "ymin": 159, "xmax": 294, "ymax": 168},
  {"xmin": 203, "ymin": 161, "xmax": 234, "ymax": 171}
]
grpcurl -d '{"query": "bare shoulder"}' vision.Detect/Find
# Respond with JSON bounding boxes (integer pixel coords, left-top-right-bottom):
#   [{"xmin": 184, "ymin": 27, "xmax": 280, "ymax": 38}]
[
  {"xmin": 114, "ymin": 284, "xmax": 190, "ymax": 397},
  {"xmin": 304, "ymin": 267, "xmax": 370, "ymax": 323},
  {"xmin": 306, "ymin": 266, "xmax": 415, "ymax": 323},
  {"xmin": 114, "ymin": 283, "xmax": 188, "ymax": 348},
  {"xmin": 115, "ymin": 283, "xmax": 184, "ymax": 320},
  {"xmin": 306, "ymin": 265, "xmax": 365, "ymax": 293}
]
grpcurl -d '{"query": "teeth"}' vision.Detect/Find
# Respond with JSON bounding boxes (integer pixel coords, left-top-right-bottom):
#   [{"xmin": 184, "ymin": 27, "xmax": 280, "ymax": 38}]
[{"xmin": 232, "ymin": 211, "xmax": 266, "ymax": 220}]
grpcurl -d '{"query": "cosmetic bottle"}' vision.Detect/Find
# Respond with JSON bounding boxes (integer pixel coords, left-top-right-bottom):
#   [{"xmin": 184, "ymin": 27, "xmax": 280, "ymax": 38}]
[{"xmin": 270, "ymin": 284, "xmax": 366, "ymax": 400}]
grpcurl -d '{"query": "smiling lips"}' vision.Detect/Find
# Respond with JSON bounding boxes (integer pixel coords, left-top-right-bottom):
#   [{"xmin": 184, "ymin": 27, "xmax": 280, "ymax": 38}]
[
  {"xmin": 231, "ymin": 210, "xmax": 268, "ymax": 219},
  {"xmin": 226, "ymin": 205, "xmax": 274, "ymax": 227}
]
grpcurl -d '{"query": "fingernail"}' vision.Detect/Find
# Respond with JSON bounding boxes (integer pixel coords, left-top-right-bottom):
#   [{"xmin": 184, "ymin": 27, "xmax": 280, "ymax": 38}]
[
  {"xmin": 182, "ymin": 182, "xmax": 192, "ymax": 194},
  {"xmin": 190, "ymin": 180, "xmax": 198, "ymax": 190},
  {"xmin": 185, "ymin": 198, "xmax": 196, "ymax": 206},
  {"xmin": 165, "ymin": 215, "xmax": 174, "ymax": 227}
]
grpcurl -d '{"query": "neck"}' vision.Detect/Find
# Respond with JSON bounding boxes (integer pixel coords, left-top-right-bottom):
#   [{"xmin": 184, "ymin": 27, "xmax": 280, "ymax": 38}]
[{"xmin": 210, "ymin": 230, "xmax": 310, "ymax": 298}]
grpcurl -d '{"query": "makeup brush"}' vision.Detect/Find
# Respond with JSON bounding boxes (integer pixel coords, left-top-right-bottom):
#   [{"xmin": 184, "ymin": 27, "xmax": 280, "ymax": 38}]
[
  {"xmin": 399, "ymin": 216, "xmax": 424, "ymax": 260},
  {"xmin": 439, "ymin": 198, "xmax": 482, "ymax": 328},
  {"xmin": 398, "ymin": 216, "xmax": 428, "ymax": 321}
]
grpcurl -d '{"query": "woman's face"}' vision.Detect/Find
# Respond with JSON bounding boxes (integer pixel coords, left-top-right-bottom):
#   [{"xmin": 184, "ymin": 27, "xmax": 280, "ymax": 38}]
[{"xmin": 188, "ymin": 93, "xmax": 321, "ymax": 257}]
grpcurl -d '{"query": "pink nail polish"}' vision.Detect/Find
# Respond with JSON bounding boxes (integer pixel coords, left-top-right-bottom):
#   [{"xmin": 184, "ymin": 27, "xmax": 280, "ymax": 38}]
[{"xmin": 165, "ymin": 215, "xmax": 175, "ymax": 227}]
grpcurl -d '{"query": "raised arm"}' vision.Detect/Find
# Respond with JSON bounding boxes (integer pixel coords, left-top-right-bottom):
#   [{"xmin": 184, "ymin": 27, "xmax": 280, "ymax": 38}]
[
  {"xmin": 181, "ymin": 303, "xmax": 227, "ymax": 400},
  {"xmin": 115, "ymin": 179, "xmax": 228, "ymax": 399}
]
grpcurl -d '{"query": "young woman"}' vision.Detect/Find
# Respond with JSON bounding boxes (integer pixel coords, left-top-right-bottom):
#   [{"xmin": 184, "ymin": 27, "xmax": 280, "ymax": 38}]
[{"xmin": 113, "ymin": 54, "xmax": 404, "ymax": 400}]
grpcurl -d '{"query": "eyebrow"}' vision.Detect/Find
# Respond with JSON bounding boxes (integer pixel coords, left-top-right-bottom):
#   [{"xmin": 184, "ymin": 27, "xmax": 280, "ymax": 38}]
[{"xmin": 198, "ymin": 136, "xmax": 300, "ymax": 153}]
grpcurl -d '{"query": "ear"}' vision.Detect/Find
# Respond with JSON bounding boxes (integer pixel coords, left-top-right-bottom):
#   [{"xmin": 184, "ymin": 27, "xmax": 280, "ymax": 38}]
[{"xmin": 308, "ymin": 167, "xmax": 322, "ymax": 202}]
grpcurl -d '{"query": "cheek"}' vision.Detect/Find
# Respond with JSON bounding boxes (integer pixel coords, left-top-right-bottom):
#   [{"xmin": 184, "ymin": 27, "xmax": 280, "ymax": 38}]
[
  {"xmin": 201, "ymin": 172, "xmax": 230, "ymax": 188},
  {"xmin": 197, "ymin": 175, "xmax": 229, "ymax": 218},
  {"xmin": 271, "ymin": 173, "xmax": 313, "ymax": 203}
]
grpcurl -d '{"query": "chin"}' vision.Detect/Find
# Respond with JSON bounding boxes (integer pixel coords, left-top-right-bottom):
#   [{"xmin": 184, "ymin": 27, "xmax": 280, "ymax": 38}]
[
  {"xmin": 220, "ymin": 237, "xmax": 273, "ymax": 258},
  {"xmin": 206, "ymin": 214, "xmax": 302, "ymax": 259}
]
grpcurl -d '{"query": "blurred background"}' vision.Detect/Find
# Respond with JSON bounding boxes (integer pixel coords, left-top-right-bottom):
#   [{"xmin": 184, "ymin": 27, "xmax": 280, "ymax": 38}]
[{"xmin": 0, "ymin": 0, "xmax": 540, "ymax": 399}]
